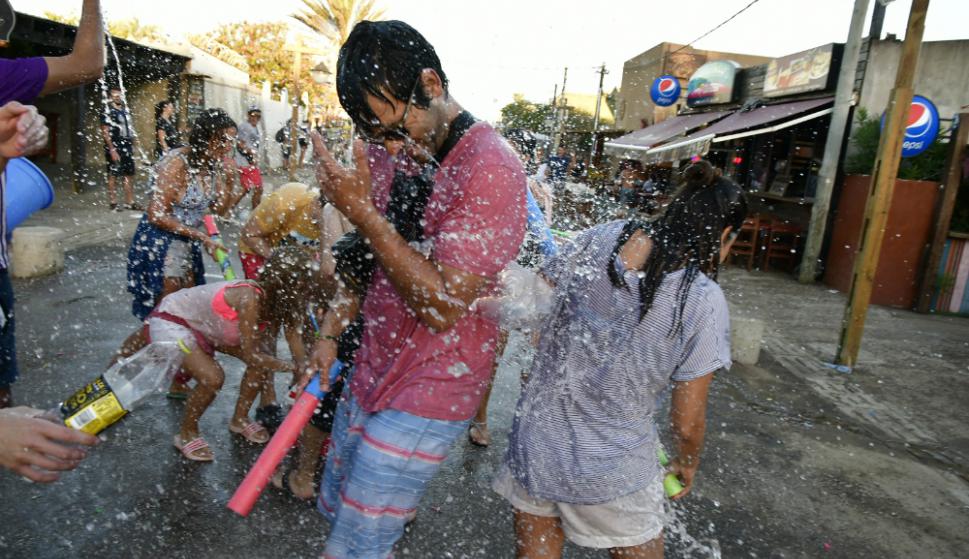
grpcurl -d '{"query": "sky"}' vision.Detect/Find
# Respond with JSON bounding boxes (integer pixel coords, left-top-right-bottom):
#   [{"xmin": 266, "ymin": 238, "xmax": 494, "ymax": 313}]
[{"xmin": 19, "ymin": 0, "xmax": 969, "ymax": 121}]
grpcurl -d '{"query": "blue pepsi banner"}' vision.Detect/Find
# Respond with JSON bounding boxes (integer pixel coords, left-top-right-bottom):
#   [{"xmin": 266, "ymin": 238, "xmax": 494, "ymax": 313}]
[
  {"xmin": 900, "ymin": 95, "xmax": 939, "ymax": 158},
  {"xmin": 650, "ymin": 75, "xmax": 681, "ymax": 107}
]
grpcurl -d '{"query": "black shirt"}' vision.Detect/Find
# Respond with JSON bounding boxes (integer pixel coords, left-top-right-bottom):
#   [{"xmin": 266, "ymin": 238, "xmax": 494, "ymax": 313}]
[
  {"xmin": 155, "ymin": 117, "xmax": 181, "ymax": 157},
  {"xmin": 101, "ymin": 104, "xmax": 134, "ymax": 147}
]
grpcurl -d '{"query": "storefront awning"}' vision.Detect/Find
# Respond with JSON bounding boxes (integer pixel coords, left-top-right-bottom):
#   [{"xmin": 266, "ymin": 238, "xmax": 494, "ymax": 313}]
[
  {"xmin": 644, "ymin": 97, "xmax": 834, "ymax": 163},
  {"xmin": 603, "ymin": 110, "xmax": 732, "ymax": 158}
]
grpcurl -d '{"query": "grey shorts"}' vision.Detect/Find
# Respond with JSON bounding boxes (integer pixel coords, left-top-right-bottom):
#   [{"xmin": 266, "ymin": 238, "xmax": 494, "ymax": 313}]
[
  {"xmin": 163, "ymin": 239, "xmax": 194, "ymax": 278},
  {"xmin": 492, "ymin": 463, "xmax": 667, "ymax": 549}
]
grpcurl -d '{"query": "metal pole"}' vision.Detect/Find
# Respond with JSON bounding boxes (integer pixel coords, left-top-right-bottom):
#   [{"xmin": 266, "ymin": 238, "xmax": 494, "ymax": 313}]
[
  {"xmin": 799, "ymin": 0, "xmax": 872, "ymax": 283},
  {"xmin": 590, "ymin": 63, "xmax": 607, "ymax": 162},
  {"xmin": 836, "ymin": 0, "xmax": 930, "ymax": 367},
  {"xmin": 552, "ymin": 67, "xmax": 568, "ymax": 152}
]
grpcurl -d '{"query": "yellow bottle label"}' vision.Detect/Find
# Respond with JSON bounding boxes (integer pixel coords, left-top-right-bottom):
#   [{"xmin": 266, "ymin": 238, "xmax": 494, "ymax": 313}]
[{"xmin": 60, "ymin": 375, "xmax": 128, "ymax": 435}]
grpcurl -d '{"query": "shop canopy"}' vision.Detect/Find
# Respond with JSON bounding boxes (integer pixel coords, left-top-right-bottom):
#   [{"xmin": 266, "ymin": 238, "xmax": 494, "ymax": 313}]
[
  {"xmin": 644, "ymin": 97, "xmax": 834, "ymax": 163},
  {"xmin": 604, "ymin": 110, "xmax": 732, "ymax": 160}
]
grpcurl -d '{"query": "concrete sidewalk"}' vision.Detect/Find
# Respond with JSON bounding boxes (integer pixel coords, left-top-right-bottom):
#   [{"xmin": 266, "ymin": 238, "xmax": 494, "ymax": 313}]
[{"xmin": 721, "ymin": 266, "xmax": 969, "ymax": 475}]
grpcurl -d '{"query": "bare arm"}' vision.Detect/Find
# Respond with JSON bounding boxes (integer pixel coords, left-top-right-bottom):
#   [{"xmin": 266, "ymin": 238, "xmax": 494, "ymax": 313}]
[
  {"xmin": 305, "ymin": 283, "xmax": 360, "ymax": 392},
  {"xmin": 209, "ymin": 158, "xmax": 245, "ymax": 216},
  {"xmin": 157, "ymin": 128, "xmax": 168, "ymax": 152},
  {"xmin": 146, "ymin": 155, "xmax": 224, "ymax": 255},
  {"xmin": 235, "ymin": 289, "xmax": 296, "ymax": 373},
  {"xmin": 312, "ymin": 136, "xmax": 491, "ymax": 332},
  {"xmin": 100, "ymin": 123, "xmax": 115, "ymax": 152},
  {"xmin": 668, "ymin": 373, "xmax": 714, "ymax": 499},
  {"xmin": 41, "ymin": 0, "xmax": 105, "ymax": 96},
  {"xmin": 240, "ymin": 219, "xmax": 275, "ymax": 259}
]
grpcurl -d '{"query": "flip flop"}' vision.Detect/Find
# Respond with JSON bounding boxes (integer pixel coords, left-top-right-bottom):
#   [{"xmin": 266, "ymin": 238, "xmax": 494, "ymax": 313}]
[
  {"xmin": 173, "ymin": 435, "xmax": 214, "ymax": 462},
  {"xmin": 230, "ymin": 421, "xmax": 270, "ymax": 444},
  {"xmin": 165, "ymin": 391, "xmax": 189, "ymax": 400}
]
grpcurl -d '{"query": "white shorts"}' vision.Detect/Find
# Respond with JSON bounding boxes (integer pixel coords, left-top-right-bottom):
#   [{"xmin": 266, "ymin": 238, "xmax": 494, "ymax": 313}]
[
  {"xmin": 492, "ymin": 463, "xmax": 667, "ymax": 549},
  {"xmin": 147, "ymin": 317, "xmax": 200, "ymax": 353}
]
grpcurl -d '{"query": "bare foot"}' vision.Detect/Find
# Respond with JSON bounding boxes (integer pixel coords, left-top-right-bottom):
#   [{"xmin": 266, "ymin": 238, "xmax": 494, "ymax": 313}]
[
  {"xmin": 468, "ymin": 421, "xmax": 490, "ymax": 447},
  {"xmin": 288, "ymin": 470, "xmax": 316, "ymax": 500}
]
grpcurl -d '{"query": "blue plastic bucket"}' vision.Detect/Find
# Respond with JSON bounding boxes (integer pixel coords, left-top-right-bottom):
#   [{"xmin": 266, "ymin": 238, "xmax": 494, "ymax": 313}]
[{"xmin": 4, "ymin": 157, "xmax": 54, "ymax": 230}]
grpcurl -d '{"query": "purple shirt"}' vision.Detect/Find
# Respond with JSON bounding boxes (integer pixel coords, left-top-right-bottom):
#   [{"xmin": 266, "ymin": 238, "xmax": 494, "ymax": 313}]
[{"xmin": 0, "ymin": 57, "xmax": 48, "ymax": 104}]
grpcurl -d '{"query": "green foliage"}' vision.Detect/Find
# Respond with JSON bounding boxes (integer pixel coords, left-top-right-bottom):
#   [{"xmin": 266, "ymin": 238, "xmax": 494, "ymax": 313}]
[
  {"xmin": 202, "ymin": 21, "xmax": 328, "ymax": 104},
  {"xmin": 292, "ymin": 0, "xmax": 386, "ymax": 48},
  {"xmin": 500, "ymin": 95, "xmax": 555, "ymax": 134},
  {"xmin": 500, "ymin": 95, "xmax": 598, "ymax": 134},
  {"xmin": 845, "ymin": 107, "xmax": 950, "ymax": 181}
]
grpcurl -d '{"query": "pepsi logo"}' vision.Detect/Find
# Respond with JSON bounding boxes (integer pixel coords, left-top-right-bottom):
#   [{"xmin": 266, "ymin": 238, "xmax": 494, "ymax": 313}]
[
  {"xmin": 650, "ymin": 75, "xmax": 681, "ymax": 107},
  {"xmin": 658, "ymin": 78, "xmax": 677, "ymax": 97},
  {"xmin": 905, "ymin": 101, "xmax": 933, "ymax": 138}
]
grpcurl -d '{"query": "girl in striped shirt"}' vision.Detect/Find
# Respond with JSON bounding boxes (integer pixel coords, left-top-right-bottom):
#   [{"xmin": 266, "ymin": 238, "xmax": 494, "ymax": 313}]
[{"xmin": 494, "ymin": 161, "xmax": 748, "ymax": 558}]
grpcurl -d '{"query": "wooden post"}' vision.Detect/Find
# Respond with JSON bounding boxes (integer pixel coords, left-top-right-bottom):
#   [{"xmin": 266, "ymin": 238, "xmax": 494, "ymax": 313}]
[
  {"xmin": 289, "ymin": 48, "xmax": 302, "ymax": 182},
  {"xmin": 799, "ymin": 0, "xmax": 871, "ymax": 283},
  {"xmin": 836, "ymin": 0, "xmax": 931, "ymax": 368},
  {"xmin": 916, "ymin": 113, "xmax": 969, "ymax": 312}
]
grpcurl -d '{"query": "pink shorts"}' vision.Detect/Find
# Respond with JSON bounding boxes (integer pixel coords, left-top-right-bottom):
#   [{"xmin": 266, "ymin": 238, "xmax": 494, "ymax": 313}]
[
  {"xmin": 239, "ymin": 252, "xmax": 266, "ymax": 281},
  {"xmin": 240, "ymin": 165, "xmax": 263, "ymax": 191}
]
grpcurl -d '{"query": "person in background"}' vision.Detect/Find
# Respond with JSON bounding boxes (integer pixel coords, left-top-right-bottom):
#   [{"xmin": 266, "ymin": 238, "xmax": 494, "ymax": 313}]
[
  {"xmin": 0, "ymin": 0, "xmax": 105, "ymax": 409},
  {"xmin": 235, "ymin": 107, "xmax": 264, "ymax": 210},
  {"xmin": 100, "ymin": 87, "xmax": 139, "ymax": 211},
  {"xmin": 237, "ymin": 181, "xmax": 350, "ymax": 429},
  {"xmin": 570, "ymin": 153, "xmax": 588, "ymax": 182},
  {"xmin": 305, "ymin": 20, "xmax": 525, "ymax": 557},
  {"xmin": 494, "ymin": 160, "xmax": 746, "ymax": 559},
  {"xmin": 154, "ymin": 99, "xmax": 181, "ymax": 160},
  {"xmin": 117, "ymin": 109, "xmax": 246, "ymax": 398},
  {"xmin": 276, "ymin": 119, "xmax": 309, "ymax": 170},
  {"xmin": 547, "ymin": 145, "xmax": 572, "ymax": 184}
]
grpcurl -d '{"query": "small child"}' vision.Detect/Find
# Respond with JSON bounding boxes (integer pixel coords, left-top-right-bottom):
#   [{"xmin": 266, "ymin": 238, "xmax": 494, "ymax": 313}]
[{"xmin": 145, "ymin": 246, "xmax": 328, "ymax": 462}]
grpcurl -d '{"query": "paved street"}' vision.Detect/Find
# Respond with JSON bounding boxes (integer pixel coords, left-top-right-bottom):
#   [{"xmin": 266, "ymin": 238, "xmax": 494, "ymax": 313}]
[{"xmin": 1, "ymin": 179, "xmax": 968, "ymax": 558}]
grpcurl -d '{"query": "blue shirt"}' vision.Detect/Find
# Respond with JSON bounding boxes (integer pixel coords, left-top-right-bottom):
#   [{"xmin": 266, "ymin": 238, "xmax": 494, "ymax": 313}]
[
  {"xmin": 505, "ymin": 220, "xmax": 732, "ymax": 504},
  {"xmin": 524, "ymin": 186, "xmax": 557, "ymax": 259}
]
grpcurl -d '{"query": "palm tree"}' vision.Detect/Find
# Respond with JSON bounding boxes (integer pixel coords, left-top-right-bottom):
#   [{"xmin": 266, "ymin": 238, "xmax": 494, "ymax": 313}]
[{"xmin": 292, "ymin": 0, "xmax": 386, "ymax": 49}]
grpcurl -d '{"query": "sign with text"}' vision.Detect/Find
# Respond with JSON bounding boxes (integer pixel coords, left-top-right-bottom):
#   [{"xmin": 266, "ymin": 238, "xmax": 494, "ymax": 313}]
[
  {"xmin": 686, "ymin": 60, "xmax": 739, "ymax": 107},
  {"xmin": 764, "ymin": 44, "xmax": 836, "ymax": 98}
]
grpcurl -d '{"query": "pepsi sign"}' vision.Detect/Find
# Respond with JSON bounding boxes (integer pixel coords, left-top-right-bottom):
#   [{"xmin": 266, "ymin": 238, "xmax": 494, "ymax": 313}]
[
  {"xmin": 884, "ymin": 95, "xmax": 940, "ymax": 158},
  {"xmin": 650, "ymin": 75, "xmax": 681, "ymax": 107}
]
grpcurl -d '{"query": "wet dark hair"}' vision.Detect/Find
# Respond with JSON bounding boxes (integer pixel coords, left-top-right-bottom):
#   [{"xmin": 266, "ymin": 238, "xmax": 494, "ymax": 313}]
[
  {"xmin": 607, "ymin": 160, "xmax": 748, "ymax": 332},
  {"xmin": 187, "ymin": 108, "xmax": 236, "ymax": 169},
  {"xmin": 154, "ymin": 100, "xmax": 173, "ymax": 121},
  {"xmin": 336, "ymin": 20, "xmax": 448, "ymax": 137},
  {"xmin": 259, "ymin": 246, "xmax": 330, "ymax": 328}
]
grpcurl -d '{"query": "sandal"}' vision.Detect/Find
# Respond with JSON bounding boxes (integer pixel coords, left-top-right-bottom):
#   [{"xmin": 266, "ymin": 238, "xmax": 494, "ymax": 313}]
[
  {"xmin": 230, "ymin": 421, "xmax": 270, "ymax": 444},
  {"xmin": 174, "ymin": 435, "xmax": 214, "ymax": 462},
  {"xmin": 468, "ymin": 421, "xmax": 490, "ymax": 447}
]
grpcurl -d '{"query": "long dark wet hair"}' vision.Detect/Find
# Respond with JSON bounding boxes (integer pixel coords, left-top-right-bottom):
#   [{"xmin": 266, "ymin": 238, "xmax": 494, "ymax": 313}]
[
  {"xmin": 607, "ymin": 160, "xmax": 748, "ymax": 332},
  {"xmin": 187, "ymin": 108, "xmax": 236, "ymax": 169}
]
